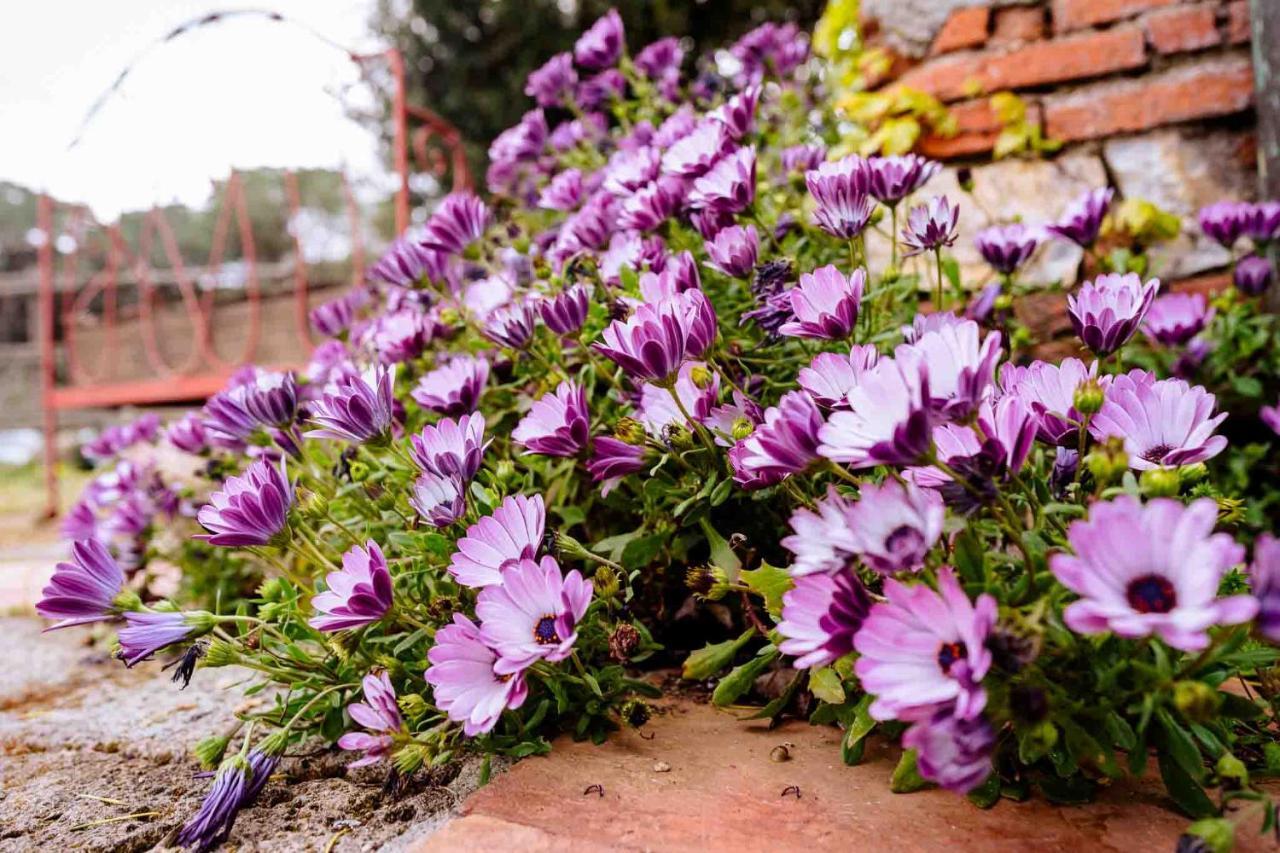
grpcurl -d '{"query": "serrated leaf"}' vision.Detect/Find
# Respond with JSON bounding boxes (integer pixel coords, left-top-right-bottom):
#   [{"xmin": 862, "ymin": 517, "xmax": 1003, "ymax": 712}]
[
  {"xmin": 711, "ymin": 648, "xmax": 778, "ymax": 707},
  {"xmin": 741, "ymin": 562, "xmax": 792, "ymax": 620},
  {"xmin": 681, "ymin": 629, "xmax": 754, "ymax": 680}
]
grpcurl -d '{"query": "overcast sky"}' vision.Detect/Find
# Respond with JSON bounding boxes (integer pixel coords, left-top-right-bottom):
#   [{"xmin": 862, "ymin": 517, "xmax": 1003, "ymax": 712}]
[{"xmin": 0, "ymin": 0, "xmax": 393, "ymax": 219}]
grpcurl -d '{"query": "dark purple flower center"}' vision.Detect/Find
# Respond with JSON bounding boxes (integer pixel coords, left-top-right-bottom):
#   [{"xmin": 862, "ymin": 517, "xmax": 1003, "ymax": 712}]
[
  {"xmin": 1140, "ymin": 443, "xmax": 1174, "ymax": 464},
  {"xmin": 884, "ymin": 525, "xmax": 925, "ymax": 561},
  {"xmin": 533, "ymin": 615, "xmax": 561, "ymax": 645},
  {"xmin": 937, "ymin": 641, "xmax": 967, "ymax": 674},
  {"xmin": 1126, "ymin": 574, "xmax": 1177, "ymax": 614}
]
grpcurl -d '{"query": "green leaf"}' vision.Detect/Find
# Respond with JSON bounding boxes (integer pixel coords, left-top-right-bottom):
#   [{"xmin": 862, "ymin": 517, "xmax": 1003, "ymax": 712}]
[
  {"xmin": 952, "ymin": 529, "xmax": 986, "ymax": 585},
  {"xmin": 966, "ymin": 774, "xmax": 1001, "ymax": 809},
  {"xmin": 698, "ymin": 518, "xmax": 742, "ymax": 577},
  {"xmin": 1157, "ymin": 709, "xmax": 1205, "ymax": 783},
  {"xmin": 711, "ymin": 648, "xmax": 779, "ymax": 707},
  {"xmin": 593, "ymin": 529, "xmax": 642, "ymax": 562},
  {"xmin": 1218, "ymin": 691, "xmax": 1264, "ymax": 720},
  {"xmin": 582, "ymin": 672, "xmax": 603, "ymax": 698},
  {"xmin": 681, "ymin": 629, "xmax": 754, "ymax": 680},
  {"xmin": 621, "ymin": 533, "xmax": 665, "ymax": 568},
  {"xmin": 809, "ymin": 666, "xmax": 846, "ymax": 705},
  {"xmin": 1037, "ymin": 772, "xmax": 1097, "ymax": 805},
  {"xmin": 842, "ymin": 695, "xmax": 876, "ymax": 767},
  {"xmin": 740, "ymin": 562, "xmax": 793, "ymax": 620},
  {"xmin": 1157, "ymin": 751, "xmax": 1217, "ymax": 819},
  {"xmin": 890, "ymin": 749, "xmax": 930, "ymax": 793},
  {"xmin": 1230, "ymin": 375, "xmax": 1263, "ymax": 399},
  {"xmin": 1104, "ymin": 712, "xmax": 1137, "ymax": 751}
]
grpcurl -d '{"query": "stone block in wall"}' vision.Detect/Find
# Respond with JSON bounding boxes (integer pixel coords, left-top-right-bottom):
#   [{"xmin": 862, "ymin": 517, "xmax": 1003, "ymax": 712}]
[
  {"xmin": 1104, "ymin": 129, "xmax": 1258, "ymax": 279},
  {"xmin": 1051, "ymin": 0, "xmax": 1176, "ymax": 32},
  {"xmin": 990, "ymin": 5, "xmax": 1047, "ymax": 47},
  {"xmin": 1142, "ymin": 4, "xmax": 1220, "ymax": 55},
  {"xmin": 932, "ymin": 6, "xmax": 990, "ymax": 54},
  {"xmin": 1227, "ymin": 1, "xmax": 1251, "ymax": 44}
]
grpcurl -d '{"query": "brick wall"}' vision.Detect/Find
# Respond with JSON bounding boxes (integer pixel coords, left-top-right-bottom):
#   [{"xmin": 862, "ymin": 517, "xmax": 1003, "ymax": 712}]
[{"xmin": 861, "ymin": 0, "xmax": 1259, "ymax": 287}]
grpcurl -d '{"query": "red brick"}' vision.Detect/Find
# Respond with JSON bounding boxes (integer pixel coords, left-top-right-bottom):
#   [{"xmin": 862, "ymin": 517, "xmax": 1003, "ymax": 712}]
[
  {"xmin": 1044, "ymin": 56, "xmax": 1255, "ymax": 143},
  {"xmin": 897, "ymin": 26, "xmax": 1147, "ymax": 102},
  {"xmin": 1143, "ymin": 4, "xmax": 1219, "ymax": 54},
  {"xmin": 1052, "ymin": 0, "xmax": 1176, "ymax": 32},
  {"xmin": 931, "ymin": 6, "xmax": 990, "ymax": 54},
  {"xmin": 918, "ymin": 98, "xmax": 1045, "ymax": 159},
  {"xmin": 990, "ymin": 6, "xmax": 1046, "ymax": 47},
  {"xmin": 1227, "ymin": 0, "xmax": 1251, "ymax": 44}
]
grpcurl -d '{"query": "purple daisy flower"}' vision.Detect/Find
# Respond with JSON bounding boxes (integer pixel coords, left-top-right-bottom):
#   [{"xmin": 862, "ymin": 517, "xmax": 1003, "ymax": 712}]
[
  {"xmin": 449, "ymin": 494, "xmax": 545, "ymax": 588},
  {"xmin": 705, "ymin": 391, "xmax": 764, "ymax": 447},
  {"xmin": 409, "ymin": 472, "xmax": 467, "ymax": 528},
  {"xmin": 1089, "ymin": 373, "xmax": 1227, "ymax": 470},
  {"xmin": 678, "ymin": 289, "xmax": 717, "ymax": 359},
  {"xmin": 903, "ymin": 708, "xmax": 995, "ymax": 794},
  {"xmin": 636, "ymin": 361, "xmax": 719, "ymax": 438},
  {"xmin": 593, "ymin": 300, "xmax": 688, "ymax": 383},
  {"xmin": 1198, "ymin": 200, "xmax": 1250, "ymax": 248},
  {"xmin": 237, "ymin": 370, "xmax": 298, "ymax": 429},
  {"xmin": 196, "ymin": 459, "xmax": 292, "ymax": 547},
  {"xmin": 1048, "ymin": 187, "xmax": 1114, "ymax": 247},
  {"xmin": 635, "ymin": 35, "xmax": 683, "ymax": 80},
  {"xmin": 37, "ymin": 539, "xmax": 125, "ymax": 630},
  {"xmin": 576, "ymin": 69, "xmax": 626, "ymax": 111},
  {"xmin": 574, "ymin": 8, "xmax": 624, "ymax": 70},
  {"xmin": 688, "ymin": 146, "xmax": 756, "ymax": 213},
  {"xmin": 782, "ymin": 487, "xmax": 859, "ymax": 576},
  {"xmin": 513, "ymin": 381, "xmax": 590, "ymax": 458},
  {"xmin": 603, "ymin": 147, "xmax": 660, "ymax": 196},
  {"xmin": 525, "ymin": 52, "xmax": 577, "ymax": 107},
  {"xmin": 818, "ymin": 353, "xmax": 932, "ymax": 469},
  {"xmin": 477, "ymin": 556, "xmax": 593, "ymax": 673},
  {"xmin": 974, "ymin": 223, "xmax": 1040, "ymax": 275},
  {"xmin": 586, "ymin": 436, "xmax": 648, "ymax": 496},
  {"xmin": 1050, "ymin": 497, "xmax": 1255, "ymax": 651},
  {"xmin": 165, "ymin": 412, "xmax": 210, "ymax": 455},
  {"xmin": 483, "ymin": 301, "xmax": 537, "ymax": 350},
  {"xmin": 797, "ymin": 345, "xmax": 880, "ymax": 409},
  {"xmin": 805, "ymin": 156, "xmax": 874, "ymax": 239},
  {"xmin": 845, "ymin": 479, "xmax": 945, "ymax": 575},
  {"xmin": 778, "ymin": 265, "xmax": 864, "ymax": 340},
  {"xmin": 202, "ymin": 388, "xmax": 260, "ymax": 445},
  {"xmin": 421, "ymin": 192, "xmax": 491, "ymax": 256},
  {"xmin": 1250, "ymin": 534, "xmax": 1280, "ymax": 643},
  {"xmin": 368, "ymin": 236, "xmax": 449, "ymax": 288},
  {"xmin": 731, "ymin": 390, "xmax": 825, "ymax": 484},
  {"xmin": 897, "ymin": 319, "xmax": 1002, "ymax": 419},
  {"xmin": 538, "ymin": 284, "xmax": 591, "ymax": 336},
  {"xmin": 907, "ymin": 395, "xmax": 1037, "ymax": 496},
  {"xmin": 1000, "ymin": 357, "xmax": 1096, "ymax": 445},
  {"xmin": 1263, "ymin": 400, "xmax": 1280, "ymax": 436},
  {"xmin": 306, "ymin": 365, "xmax": 397, "ymax": 445},
  {"xmin": 337, "ymin": 670, "xmax": 403, "ymax": 767},
  {"xmin": 1067, "ymin": 272, "xmax": 1159, "ymax": 356},
  {"xmin": 118, "ymin": 610, "xmax": 210, "ymax": 667},
  {"xmin": 661, "ymin": 119, "xmax": 728, "ymax": 179},
  {"xmin": 1142, "ymin": 292, "xmax": 1214, "ymax": 346},
  {"xmin": 1242, "ymin": 200, "xmax": 1280, "ymax": 243},
  {"xmin": 411, "ymin": 356, "xmax": 489, "ymax": 416},
  {"xmin": 372, "ymin": 309, "xmax": 430, "ymax": 364},
  {"xmin": 710, "ymin": 85, "xmax": 760, "ymax": 141},
  {"xmin": 1234, "ymin": 254, "xmax": 1273, "ymax": 296},
  {"xmin": 425, "ymin": 614, "xmax": 529, "ymax": 737},
  {"xmin": 309, "ymin": 540, "xmax": 394, "ymax": 633},
  {"xmin": 867, "ymin": 154, "xmax": 941, "ymax": 206},
  {"xmin": 854, "ymin": 567, "xmax": 996, "ymax": 722},
  {"xmin": 781, "ymin": 144, "xmax": 827, "ymax": 175},
  {"xmin": 777, "ymin": 572, "xmax": 873, "ymax": 669},
  {"xmin": 901, "ymin": 196, "xmax": 959, "ymax": 257},
  {"xmin": 176, "ymin": 754, "xmax": 252, "ymax": 852},
  {"xmin": 618, "ymin": 178, "xmax": 682, "ymax": 232},
  {"xmin": 309, "ymin": 290, "xmax": 364, "ymax": 338},
  {"xmin": 538, "ymin": 168, "xmax": 585, "ymax": 212},
  {"xmin": 409, "ymin": 412, "xmax": 488, "ymax": 482},
  {"xmin": 704, "ymin": 224, "xmax": 759, "ymax": 279}
]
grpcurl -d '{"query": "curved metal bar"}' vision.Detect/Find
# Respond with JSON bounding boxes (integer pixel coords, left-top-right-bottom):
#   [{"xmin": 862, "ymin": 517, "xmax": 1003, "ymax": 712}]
[{"xmin": 283, "ymin": 169, "xmax": 316, "ymax": 350}]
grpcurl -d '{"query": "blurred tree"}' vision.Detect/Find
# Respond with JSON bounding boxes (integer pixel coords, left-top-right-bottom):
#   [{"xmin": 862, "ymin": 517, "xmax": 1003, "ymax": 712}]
[{"xmin": 369, "ymin": 0, "xmax": 825, "ymax": 181}]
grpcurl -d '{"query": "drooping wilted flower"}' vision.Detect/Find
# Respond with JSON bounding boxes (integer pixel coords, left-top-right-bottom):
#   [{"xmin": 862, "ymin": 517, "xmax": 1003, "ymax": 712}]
[
  {"xmin": 898, "ymin": 318, "xmax": 1002, "ymax": 419},
  {"xmin": 797, "ymin": 345, "xmax": 879, "ymax": 408},
  {"xmin": 805, "ymin": 156, "xmax": 874, "ymax": 239},
  {"xmin": 1047, "ymin": 187, "xmax": 1113, "ymax": 247},
  {"xmin": 574, "ymin": 8, "xmax": 624, "ymax": 69},
  {"xmin": 482, "ymin": 301, "xmax": 537, "ymax": 350},
  {"xmin": 176, "ymin": 754, "xmax": 252, "ymax": 852},
  {"xmin": 368, "ymin": 236, "xmax": 449, "ymax": 288},
  {"xmin": 902, "ymin": 707, "xmax": 995, "ymax": 794},
  {"xmin": 196, "ymin": 459, "xmax": 293, "ymax": 547},
  {"xmin": 974, "ymin": 223, "xmax": 1040, "ymax": 275},
  {"xmin": 410, "ymin": 356, "xmax": 490, "ymax": 416},
  {"xmin": 661, "ymin": 120, "xmax": 729, "ymax": 178},
  {"xmin": 425, "ymin": 613, "xmax": 529, "ymax": 736},
  {"xmin": 731, "ymin": 390, "xmax": 825, "ymax": 484},
  {"xmin": 118, "ymin": 610, "xmax": 212, "ymax": 667},
  {"xmin": 409, "ymin": 412, "xmax": 488, "ymax": 482},
  {"xmin": 1089, "ymin": 372, "xmax": 1226, "ymax": 470},
  {"xmin": 1198, "ymin": 200, "xmax": 1250, "ymax": 248},
  {"xmin": 586, "ymin": 436, "xmax": 649, "ymax": 496},
  {"xmin": 778, "ymin": 265, "xmax": 864, "ymax": 340},
  {"xmin": 37, "ymin": 539, "xmax": 126, "ymax": 629},
  {"xmin": 1142, "ymin": 292, "xmax": 1214, "ymax": 346},
  {"xmin": 855, "ymin": 568, "xmax": 996, "ymax": 722},
  {"xmin": 688, "ymin": 146, "xmax": 757, "ymax": 213},
  {"xmin": 337, "ymin": 670, "xmax": 404, "ymax": 767},
  {"xmin": 448, "ymin": 494, "xmax": 546, "ymax": 588},
  {"xmin": 409, "ymin": 472, "xmax": 467, "ymax": 528},
  {"xmin": 525, "ymin": 52, "xmax": 578, "ymax": 108},
  {"xmin": 1233, "ymin": 254, "xmax": 1273, "ymax": 296},
  {"xmin": 306, "ymin": 365, "xmax": 397, "ymax": 445},
  {"xmin": 593, "ymin": 300, "xmax": 688, "ymax": 383},
  {"xmin": 867, "ymin": 154, "xmax": 941, "ymax": 206},
  {"xmin": 421, "ymin": 193, "xmax": 491, "ymax": 256},
  {"xmin": 513, "ymin": 381, "xmax": 590, "ymax": 458},
  {"xmin": 845, "ymin": 479, "xmax": 945, "ymax": 575},
  {"xmin": 818, "ymin": 353, "xmax": 932, "ymax": 469},
  {"xmin": 1049, "ymin": 497, "xmax": 1255, "ymax": 651},
  {"xmin": 1066, "ymin": 272, "xmax": 1158, "ymax": 356},
  {"xmin": 477, "ymin": 556, "xmax": 593, "ymax": 671},
  {"xmin": 309, "ymin": 540, "xmax": 394, "ymax": 633},
  {"xmin": 704, "ymin": 224, "xmax": 759, "ymax": 278},
  {"xmin": 1000, "ymin": 357, "xmax": 1096, "ymax": 445},
  {"xmin": 777, "ymin": 572, "xmax": 872, "ymax": 669},
  {"xmin": 901, "ymin": 196, "xmax": 959, "ymax": 257},
  {"xmin": 1250, "ymin": 534, "xmax": 1280, "ymax": 643}
]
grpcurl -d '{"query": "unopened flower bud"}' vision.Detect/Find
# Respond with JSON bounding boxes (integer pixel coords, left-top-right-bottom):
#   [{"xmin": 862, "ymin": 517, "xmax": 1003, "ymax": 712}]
[
  {"xmin": 592, "ymin": 565, "xmax": 621, "ymax": 601},
  {"xmin": 258, "ymin": 577, "xmax": 285, "ymax": 601},
  {"xmin": 1173, "ymin": 680, "xmax": 1220, "ymax": 723},
  {"xmin": 731, "ymin": 417, "xmax": 755, "ymax": 441},
  {"xmin": 620, "ymin": 699, "xmax": 651, "ymax": 729},
  {"xmin": 193, "ymin": 734, "xmax": 231, "ymax": 770},
  {"xmin": 689, "ymin": 365, "xmax": 714, "ymax": 390},
  {"xmin": 1216, "ymin": 753, "xmax": 1248, "ymax": 790},
  {"xmin": 298, "ymin": 488, "xmax": 328, "ymax": 520},
  {"xmin": 398, "ymin": 692, "xmax": 429, "ymax": 721},
  {"xmin": 993, "ymin": 293, "xmax": 1014, "ymax": 312},
  {"xmin": 1217, "ymin": 497, "xmax": 1245, "ymax": 525},
  {"xmin": 438, "ymin": 307, "xmax": 461, "ymax": 327},
  {"xmin": 1085, "ymin": 436, "xmax": 1127, "ymax": 485},
  {"xmin": 493, "ymin": 459, "xmax": 518, "ymax": 487},
  {"xmin": 665, "ymin": 423, "xmax": 694, "ymax": 450},
  {"xmin": 1140, "ymin": 467, "xmax": 1181, "ymax": 498},
  {"xmin": 348, "ymin": 460, "xmax": 371, "ymax": 482},
  {"xmin": 203, "ymin": 639, "xmax": 242, "ymax": 668},
  {"xmin": 614, "ymin": 417, "xmax": 647, "ymax": 445},
  {"xmin": 1178, "ymin": 818, "xmax": 1234, "ymax": 853},
  {"xmin": 1023, "ymin": 720, "xmax": 1059, "ymax": 755},
  {"xmin": 609, "ymin": 623, "xmax": 642, "ymax": 661},
  {"xmin": 686, "ymin": 565, "xmax": 729, "ymax": 601},
  {"xmin": 1179, "ymin": 463, "xmax": 1207, "ymax": 486},
  {"xmin": 881, "ymin": 264, "xmax": 900, "ymax": 282},
  {"xmin": 1072, "ymin": 378, "xmax": 1105, "ymax": 416},
  {"xmin": 112, "ymin": 588, "xmax": 143, "ymax": 613},
  {"xmin": 548, "ymin": 529, "xmax": 592, "ymax": 562},
  {"xmin": 393, "ymin": 742, "xmax": 430, "ymax": 775}
]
